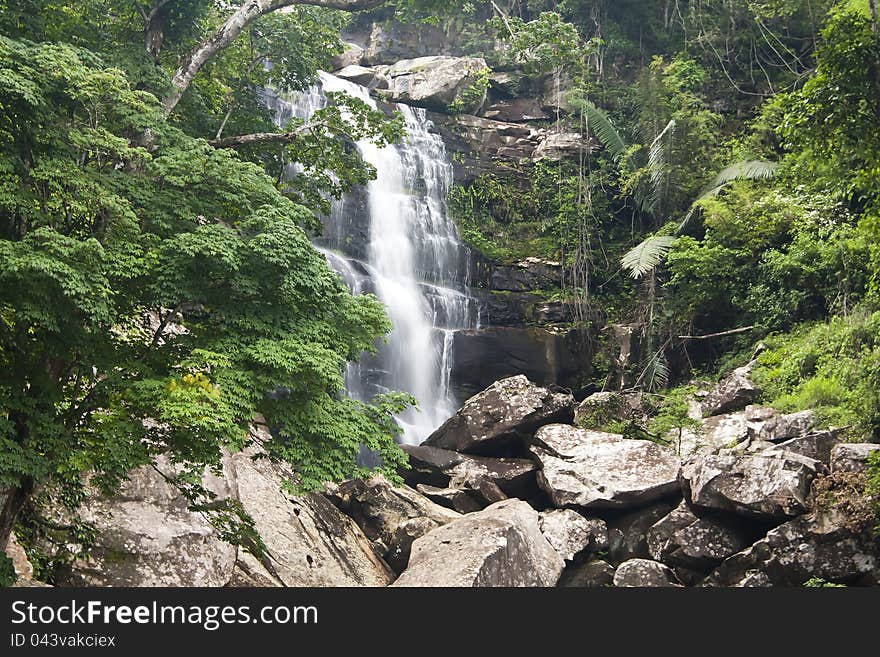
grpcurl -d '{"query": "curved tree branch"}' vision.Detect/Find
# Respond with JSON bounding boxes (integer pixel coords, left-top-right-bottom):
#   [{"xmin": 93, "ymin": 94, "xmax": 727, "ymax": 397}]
[{"xmin": 162, "ymin": 0, "xmax": 389, "ymax": 114}]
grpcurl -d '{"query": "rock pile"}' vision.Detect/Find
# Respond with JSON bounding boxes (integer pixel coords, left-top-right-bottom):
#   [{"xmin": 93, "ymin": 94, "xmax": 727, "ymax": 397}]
[{"xmin": 31, "ymin": 370, "xmax": 879, "ymax": 588}]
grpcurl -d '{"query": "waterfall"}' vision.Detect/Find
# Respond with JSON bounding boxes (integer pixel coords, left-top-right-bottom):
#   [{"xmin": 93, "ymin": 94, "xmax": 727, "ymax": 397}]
[{"xmin": 270, "ymin": 72, "xmax": 479, "ymax": 445}]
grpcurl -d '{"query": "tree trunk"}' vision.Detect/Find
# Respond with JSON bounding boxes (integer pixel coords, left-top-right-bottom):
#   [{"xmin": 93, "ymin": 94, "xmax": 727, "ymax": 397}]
[
  {"xmin": 0, "ymin": 478, "xmax": 34, "ymax": 551},
  {"xmin": 162, "ymin": 0, "xmax": 389, "ymax": 114},
  {"xmin": 146, "ymin": 6, "xmax": 168, "ymax": 62},
  {"xmin": 870, "ymin": 0, "xmax": 878, "ymax": 35}
]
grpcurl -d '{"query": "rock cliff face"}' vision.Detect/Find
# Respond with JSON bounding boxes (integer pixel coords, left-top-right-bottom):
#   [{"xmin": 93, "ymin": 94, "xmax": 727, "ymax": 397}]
[
  {"xmin": 321, "ymin": 21, "xmax": 597, "ymax": 396},
  {"xmin": 26, "ymin": 369, "xmax": 877, "ymax": 589}
]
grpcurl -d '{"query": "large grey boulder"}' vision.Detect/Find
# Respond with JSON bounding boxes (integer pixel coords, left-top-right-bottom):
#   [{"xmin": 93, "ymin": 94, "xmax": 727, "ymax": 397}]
[
  {"xmin": 559, "ymin": 560, "xmax": 616, "ymax": 587},
  {"xmin": 331, "ymin": 42, "xmax": 364, "ymax": 71},
  {"xmin": 4, "ymin": 533, "xmax": 37, "ymax": 585},
  {"xmin": 701, "ymin": 364, "xmax": 761, "ymax": 417},
  {"xmin": 532, "ymin": 132, "xmax": 590, "ymax": 161},
  {"xmin": 483, "ymin": 96, "xmax": 551, "ymax": 123},
  {"xmin": 334, "ymin": 64, "xmax": 388, "ymax": 90},
  {"xmin": 424, "ymin": 375, "xmax": 574, "ymax": 455},
  {"xmin": 538, "ymin": 510, "xmax": 608, "ymax": 561},
  {"xmin": 57, "ymin": 456, "xmax": 238, "ymax": 587},
  {"xmin": 707, "ymin": 507, "xmax": 880, "ymax": 586},
  {"xmin": 392, "ymin": 500, "xmax": 564, "ymax": 587},
  {"xmin": 382, "ymin": 56, "xmax": 490, "ymax": 113},
  {"xmin": 831, "ymin": 443, "xmax": 880, "ymax": 474},
  {"xmin": 225, "ymin": 449, "xmax": 393, "ymax": 587},
  {"xmin": 607, "ymin": 498, "xmax": 681, "ymax": 565},
  {"xmin": 531, "ymin": 424, "xmax": 681, "ymax": 510},
  {"xmin": 752, "ymin": 410, "xmax": 815, "ymax": 442},
  {"xmin": 680, "ymin": 452, "xmax": 819, "ymax": 520},
  {"xmin": 613, "ymin": 559, "xmax": 682, "ymax": 587},
  {"xmin": 415, "ymin": 483, "xmax": 485, "ymax": 514},
  {"xmin": 770, "ymin": 429, "xmax": 843, "ymax": 465},
  {"xmin": 646, "ymin": 501, "xmax": 752, "ymax": 570},
  {"xmin": 400, "ymin": 444, "xmax": 537, "ymax": 498},
  {"xmin": 574, "ymin": 390, "xmax": 654, "ymax": 431},
  {"xmin": 384, "ymin": 517, "xmax": 439, "ymax": 574},
  {"xmin": 324, "ymin": 475, "xmax": 460, "ymax": 552}
]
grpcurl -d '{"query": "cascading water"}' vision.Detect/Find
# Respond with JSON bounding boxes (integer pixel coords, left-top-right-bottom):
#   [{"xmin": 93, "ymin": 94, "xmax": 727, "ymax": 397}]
[{"xmin": 269, "ymin": 72, "xmax": 478, "ymax": 445}]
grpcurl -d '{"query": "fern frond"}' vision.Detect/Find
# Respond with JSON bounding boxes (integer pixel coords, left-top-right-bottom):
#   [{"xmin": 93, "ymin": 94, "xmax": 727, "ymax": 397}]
[
  {"xmin": 582, "ymin": 100, "xmax": 627, "ymax": 163},
  {"xmin": 621, "ymin": 235, "xmax": 677, "ymax": 279}
]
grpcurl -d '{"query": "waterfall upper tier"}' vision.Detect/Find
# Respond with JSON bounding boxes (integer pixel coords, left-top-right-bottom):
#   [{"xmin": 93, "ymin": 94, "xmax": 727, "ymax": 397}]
[{"xmin": 273, "ymin": 71, "xmax": 479, "ymax": 445}]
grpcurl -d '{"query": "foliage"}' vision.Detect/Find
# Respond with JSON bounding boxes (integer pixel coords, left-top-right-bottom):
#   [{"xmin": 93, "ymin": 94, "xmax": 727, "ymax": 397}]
[
  {"xmin": 621, "ymin": 235, "xmax": 676, "ymax": 279},
  {"xmin": 0, "ymin": 552, "xmax": 14, "ymax": 586},
  {"xmin": 0, "ymin": 32, "xmax": 409, "ymax": 555},
  {"xmin": 647, "ymin": 385, "xmax": 701, "ymax": 453},
  {"xmin": 751, "ymin": 311, "xmax": 880, "ymax": 438}
]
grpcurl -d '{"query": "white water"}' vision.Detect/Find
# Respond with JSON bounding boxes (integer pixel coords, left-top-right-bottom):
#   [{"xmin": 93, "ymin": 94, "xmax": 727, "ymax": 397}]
[{"xmin": 271, "ymin": 73, "xmax": 478, "ymax": 444}]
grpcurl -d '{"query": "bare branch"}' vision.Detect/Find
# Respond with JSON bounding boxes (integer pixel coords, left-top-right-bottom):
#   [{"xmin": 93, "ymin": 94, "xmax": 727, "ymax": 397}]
[
  {"xmin": 678, "ymin": 325, "xmax": 755, "ymax": 340},
  {"xmin": 209, "ymin": 126, "xmax": 311, "ymax": 148}
]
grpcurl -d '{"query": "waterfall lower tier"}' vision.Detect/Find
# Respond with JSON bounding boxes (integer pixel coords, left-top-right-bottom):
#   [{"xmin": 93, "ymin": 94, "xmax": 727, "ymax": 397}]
[{"xmin": 274, "ymin": 72, "xmax": 479, "ymax": 444}]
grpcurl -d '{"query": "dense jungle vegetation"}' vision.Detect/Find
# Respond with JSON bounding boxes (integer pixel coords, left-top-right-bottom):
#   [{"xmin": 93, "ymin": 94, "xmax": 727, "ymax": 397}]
[{"xmin": 1, "ymin": 0, "xmax": 879, "ymax": 580}]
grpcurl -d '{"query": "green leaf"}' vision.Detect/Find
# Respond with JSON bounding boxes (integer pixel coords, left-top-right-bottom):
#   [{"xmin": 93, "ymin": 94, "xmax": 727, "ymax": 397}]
[{"xmin": 621, "ymin": 235, "xmax": 677, "ymax": 278}]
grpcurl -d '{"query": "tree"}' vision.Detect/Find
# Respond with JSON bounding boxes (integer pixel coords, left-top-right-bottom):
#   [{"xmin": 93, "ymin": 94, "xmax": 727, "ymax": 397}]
[
  {"xmin": 0, "ymin": 35, "xmax": 411, "ymax": 551},
  {"xmin": 160, "ymin": 0, "xmax": 390, "ymax": 114}
]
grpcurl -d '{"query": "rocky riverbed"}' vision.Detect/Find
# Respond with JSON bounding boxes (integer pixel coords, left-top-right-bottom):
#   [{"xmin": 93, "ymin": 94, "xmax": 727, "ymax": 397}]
[{"xmin": 7, "ymin": 366, "xmax": 879, "ymax": 588}]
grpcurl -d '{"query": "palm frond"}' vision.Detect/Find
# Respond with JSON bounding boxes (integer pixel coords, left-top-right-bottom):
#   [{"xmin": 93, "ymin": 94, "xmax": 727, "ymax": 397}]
[
  {"xmin": 621, "ymin": 235, "xmax": 677, "ymax": 279},
  {"xmin": 700, "ymin": 159, "xmax": 779, "ymax": 200},
  {"xmin": 582, "ymin": 100, "xmax": 627, "ymax": 163},
  {"xmin": 637, "ymin": 350, "xmax": 669, "ymax": 392},
  {"xmin": 677, "ymin": 159, "xmax": 779, "ymax": 234},
  {"xmin": 644, "ymin": 119, "xmax": 676, "ymax": 215}
]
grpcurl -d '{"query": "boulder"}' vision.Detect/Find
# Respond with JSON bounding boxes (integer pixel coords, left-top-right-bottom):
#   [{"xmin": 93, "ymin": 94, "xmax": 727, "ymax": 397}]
[
  {"xmin": 425, "ymin": 375, "xmax": 574, "ymax": 455},
  {"xmin": 392, "ymin": 500, "xmax": 565, "ymax": 587},
  {"xmin": 383, "ymin": 56, "xmax": 490, "ymax": 113},
  {"xmin": 4, "ymin": 533, "xmax": 35, "ymax": 583},
  {"xmin": 532, "ymin": 132, "xmax": 591, "ymax": 160},
  {"xmin": 539, "ymin": 510, "xmax": 608, "ymax": 561},
  {"xmin": 613, "ymin": 559, "xmax": 682, "ymax": 587},
  {"xmin": 531, "ymin": 424, "xmax": 681, "ymax": 510},
  {"xmin": 226, "ymin": 449, "xmax": 393, "ymax": 587},
  {"xmin": 770, "ymin": 429, "xmax": 843, "ymax": 465},
  {"xmin": 489, "ymin": 257, "xmax": 563, "ymax": 292},
  {"xmin": 701, "ymin": 364, "xmax": 760, "ymax": 417},
  {"xmin": 607, "ymin": 498, "xmax": 681, "ymax": 565},
  {"xmin": 400, "ymin": 444, "xmax": 538, "ymax": 498},
  {"xmin": 56, "ymin": 455, "xmax": 238, "ymax": 587},
  {"xmin": 384, "ymin": 517, "xmax": 438, "ymax": 574},
  {"xmin": 574, "ymin": 390, "xmax": 654, "ymax": 430},
  {"xmin": 680, "ymin": 452, "xmax": 819, "ymax": 521},
  {"xmin": 324, "ymin": 475, "xmax": 460, "ymax": 551},
  {"xmin": 707, "ymin": 507, "xmax": 880, "ymax": 586},
  {"xmin": 415, "ymin": 484, "xmax": 484, "ymax": 514},
  {"xmin": 831, "ymin": 443, "xmax": 880, "ymax": 474},
  {"xmin": 646, "ymin": 501, "xmax": 752, "ymax": 570},
  {"xmin": 331, "ymin": 42, "xmax": 364, "ymax": 70},
  {"xmin": 333, "ymin": 64, "xmax": 388, "ymax": 90},
  {"xmin": 752, "ymin": 410, "xmax": 815, "ymax": 442},
  {"xmin": 675, "ymin": 411, "xmax": 751, "ymax": 460},
  {"xmin": 559, "ymin": 560, "xmax": 616, "ymax": 588},
  {"xmin": 483, "ymin": 97, "xmax": 551, "ymax": 122},
  {"xmin": 450, "ymin": 327, "xmax": 593, "ymax": 398}
]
